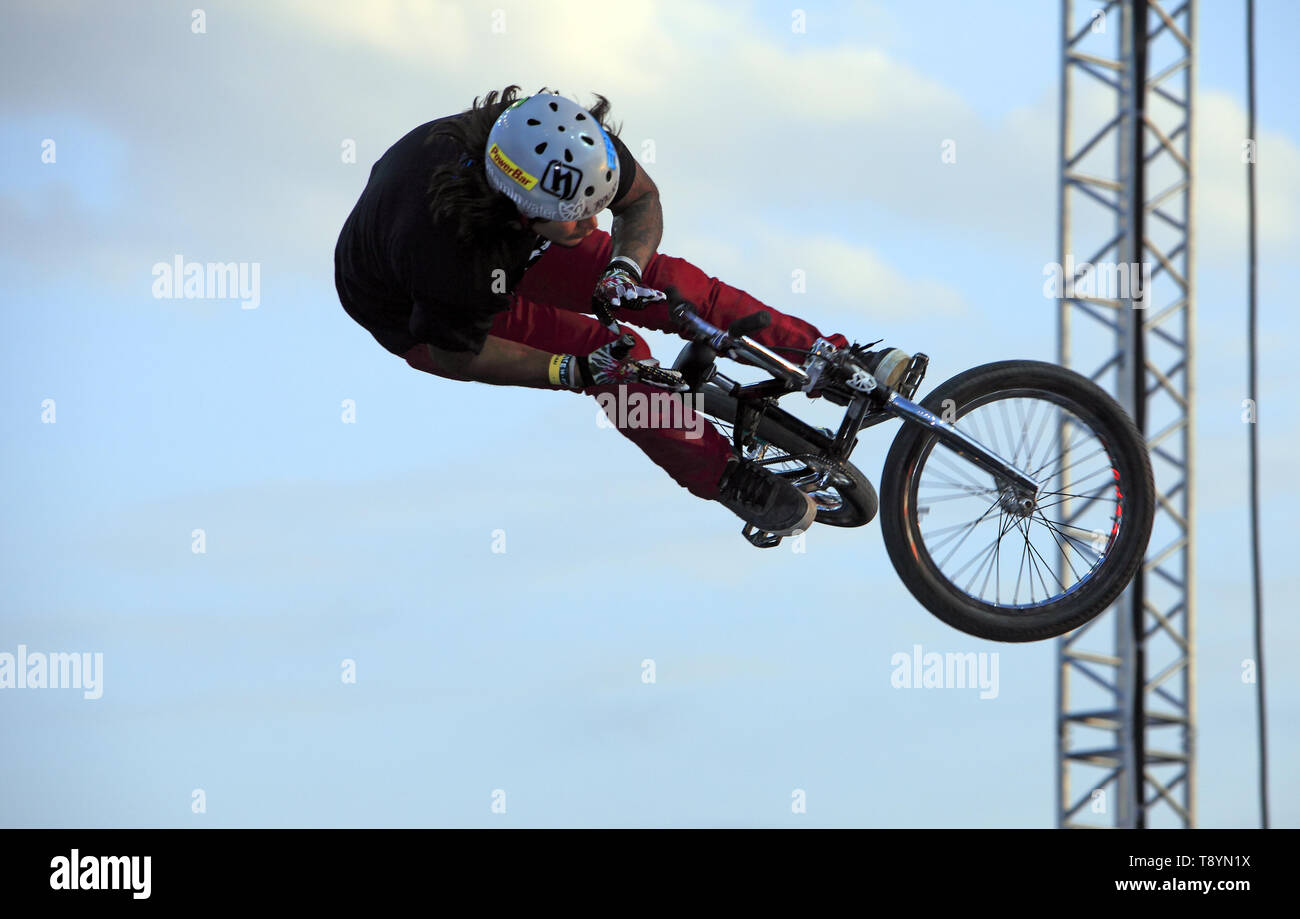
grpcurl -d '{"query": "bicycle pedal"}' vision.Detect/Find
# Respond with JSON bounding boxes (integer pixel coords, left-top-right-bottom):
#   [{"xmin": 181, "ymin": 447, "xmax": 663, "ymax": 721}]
[
  {"xmin": 741, "ymin": 524, "xmax": 783, "ymax": 548},
  {"xmin": 897, "ymin": 353, "xmax": 929, "ymax": 401}
]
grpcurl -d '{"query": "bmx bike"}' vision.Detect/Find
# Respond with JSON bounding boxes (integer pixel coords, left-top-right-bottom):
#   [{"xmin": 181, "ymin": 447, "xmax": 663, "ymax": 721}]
[{"xmin": 664, "ymin": 295, "xmax": 1155, "ymax": 644}]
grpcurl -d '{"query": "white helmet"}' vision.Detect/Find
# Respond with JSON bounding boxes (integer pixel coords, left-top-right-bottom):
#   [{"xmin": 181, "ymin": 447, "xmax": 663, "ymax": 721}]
[{"xmin": 484, "ymin": 92, "xmax": 620, "ymax": 222}]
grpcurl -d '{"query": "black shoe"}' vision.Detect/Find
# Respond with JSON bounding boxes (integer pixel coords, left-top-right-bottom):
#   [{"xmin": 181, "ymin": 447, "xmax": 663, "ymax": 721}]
[
  {"xmin": 715, "ymin": 457, "xmax": 817, "ymax": 536},
  {"xmin": 856, "ymin": 347, "xmax": 911, "ymax": 390}
]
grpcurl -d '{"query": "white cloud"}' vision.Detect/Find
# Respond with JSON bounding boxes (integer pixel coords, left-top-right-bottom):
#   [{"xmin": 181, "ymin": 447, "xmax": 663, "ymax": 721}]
[
  {"xmin": 1195, "ymin": 89, "xmax": 1299, "ymax": 260},
  {"xmin": 276, "ymin": 0, "xmax": 474, "ymax": 66},
  {"xmin": 756, "ymin": 231, "xmax": 968, "ymax": 320}
]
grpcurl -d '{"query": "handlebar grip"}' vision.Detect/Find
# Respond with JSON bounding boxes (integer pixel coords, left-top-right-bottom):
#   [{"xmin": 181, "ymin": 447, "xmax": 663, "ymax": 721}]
[
  {"xmin": 669, "ymin": 298, "xmax": 721, "ymax": 343},
  {"xmin": 728, "ymin": 311, "xmax": 771, "ymax": 338},
  {"xmin": 608, "ymin": 333, "xmax": 636, "ymax": 361}
]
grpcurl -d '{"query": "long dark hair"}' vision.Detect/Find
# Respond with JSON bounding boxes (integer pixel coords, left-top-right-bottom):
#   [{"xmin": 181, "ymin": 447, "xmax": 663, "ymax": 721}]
[{"xmin": 425, "ymin": 85, "xmax": 619, "ymax": 268}]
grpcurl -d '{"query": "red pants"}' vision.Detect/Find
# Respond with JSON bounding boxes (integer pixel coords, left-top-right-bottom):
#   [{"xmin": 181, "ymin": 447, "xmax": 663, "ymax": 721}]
[{"xmin": 400, "ymin": 230, "xmax": 845, "ymax": 499}]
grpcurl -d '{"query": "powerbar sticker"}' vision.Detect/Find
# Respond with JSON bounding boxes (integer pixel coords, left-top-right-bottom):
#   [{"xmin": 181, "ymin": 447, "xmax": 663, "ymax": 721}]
[{"xmin": 488, "ymin": 143, "xmax": 538, "ymax": 189}]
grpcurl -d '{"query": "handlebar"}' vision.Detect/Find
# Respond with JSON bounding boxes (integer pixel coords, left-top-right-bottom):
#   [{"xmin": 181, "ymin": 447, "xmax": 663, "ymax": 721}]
[
  {"xmin": 669, "ymin": 300, "xmax": 810, "ymax": 388},
  {"xmin": 728, "ymin": 310, "xmax": 771, "ymax": 338}
]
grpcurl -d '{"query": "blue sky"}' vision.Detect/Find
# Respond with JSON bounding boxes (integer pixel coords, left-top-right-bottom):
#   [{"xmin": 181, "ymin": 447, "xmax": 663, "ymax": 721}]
[{"xmin": 1, "ymin": 0, "xmax": 1295, "ymax": 827}]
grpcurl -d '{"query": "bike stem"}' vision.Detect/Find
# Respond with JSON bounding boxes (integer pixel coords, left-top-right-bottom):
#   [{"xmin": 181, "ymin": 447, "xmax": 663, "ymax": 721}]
[{"xmin": 882, "ymin": 391, "xmax": 1041, "ymax": 498}]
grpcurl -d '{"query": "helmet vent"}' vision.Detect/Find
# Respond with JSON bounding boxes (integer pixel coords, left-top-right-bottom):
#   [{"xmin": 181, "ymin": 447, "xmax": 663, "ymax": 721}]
[
  {"xmin": 575, "ymin": 113, "xmax": 586, "ymax": 120},
  {"xmin": 605, "ymin": 170, "xmax": 612, "ymax": 181},
  {"xmin": 534, "ymin": 142, "xmax": 547, "ymax": 154},
  {"xmin": 584, "ymin": 186, "xmax": 594, "ymax": 197},
  {"xmin": 564, "ymin": 149, "xmax": 573, "ymax": 163},
  {"xmin": 526, "ymin": 118, "xmax": 540, "ymax": 126},
  {"xmin": 579, "ymin": 134, "xmax": 594, "ymax": 146},
  {"xmin": 548, "ymin": 101, "xmax": 558, "ymax": 111},
  {"xmin": 557, "ymin": 125, "xmax": 565, "ymax": 131}
]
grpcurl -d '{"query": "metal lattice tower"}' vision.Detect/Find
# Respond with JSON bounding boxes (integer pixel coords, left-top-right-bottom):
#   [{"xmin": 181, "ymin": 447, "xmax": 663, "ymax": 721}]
[{"xmin": 1055, "ymin": 0, "xmax": 1196, "ymax": 828}]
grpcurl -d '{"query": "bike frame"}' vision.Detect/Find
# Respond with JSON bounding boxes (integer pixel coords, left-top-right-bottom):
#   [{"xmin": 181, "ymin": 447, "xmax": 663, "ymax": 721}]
[{"xmin": 673, "ymin": 304, "xmax": 1042, "ymax": 504}]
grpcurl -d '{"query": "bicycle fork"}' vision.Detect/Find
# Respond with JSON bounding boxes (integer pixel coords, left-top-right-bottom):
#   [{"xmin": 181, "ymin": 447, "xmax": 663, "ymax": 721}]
[{"xmin": 882, "ymin": 391, "xmax": 1042, "ymax": 514}]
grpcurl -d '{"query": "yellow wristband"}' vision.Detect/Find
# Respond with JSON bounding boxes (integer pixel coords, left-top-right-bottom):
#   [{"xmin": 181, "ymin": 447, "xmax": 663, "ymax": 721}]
[{"xmin": 547, "ymin": 353, "xmax": 566, "ymax": 387}]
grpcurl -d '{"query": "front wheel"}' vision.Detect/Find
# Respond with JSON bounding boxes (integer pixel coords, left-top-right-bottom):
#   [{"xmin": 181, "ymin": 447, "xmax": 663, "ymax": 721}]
[{"xmin": 879, "ymin": 360, "xmax": 1155, "ymax": 642}]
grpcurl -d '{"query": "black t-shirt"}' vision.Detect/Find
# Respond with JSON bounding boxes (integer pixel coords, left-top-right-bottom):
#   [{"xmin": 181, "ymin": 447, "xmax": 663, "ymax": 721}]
[{"xmin": 335, "ymin": 114, "xmax": 638, "ymax": 356}]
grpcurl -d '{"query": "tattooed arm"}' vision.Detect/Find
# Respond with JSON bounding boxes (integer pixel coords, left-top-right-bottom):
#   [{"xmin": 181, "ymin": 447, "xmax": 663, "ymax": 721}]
[{"xmin": 608, "ymin": 159, "xmax": 662, "ymax": 269}]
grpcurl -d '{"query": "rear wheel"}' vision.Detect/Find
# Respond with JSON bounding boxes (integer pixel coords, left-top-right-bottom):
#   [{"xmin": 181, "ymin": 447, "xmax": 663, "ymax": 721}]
[
  {"xmin": 879, "ymin": 360, "xmax": 1154, "ymax": 642},
  {"xmin": 697, "ymin": 381, "xmax": 878, "ymax": 527}
]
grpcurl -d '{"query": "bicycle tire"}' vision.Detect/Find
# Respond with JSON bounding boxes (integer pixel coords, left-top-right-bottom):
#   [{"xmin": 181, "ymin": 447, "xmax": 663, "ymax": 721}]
[{"xmin": 879, "ymin": 360, "xmax": 1155, "ymax": 642}]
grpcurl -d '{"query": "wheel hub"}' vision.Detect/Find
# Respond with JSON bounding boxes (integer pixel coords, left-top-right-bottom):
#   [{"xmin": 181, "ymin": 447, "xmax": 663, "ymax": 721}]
[{"xmin": 995, "ymin": 477, "xmax": 1037, "ymax": 518}]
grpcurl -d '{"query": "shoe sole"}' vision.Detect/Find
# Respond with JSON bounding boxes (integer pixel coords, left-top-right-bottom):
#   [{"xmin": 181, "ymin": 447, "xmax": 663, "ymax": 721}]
[{"xmin": 762, "ymin": 493, "xmax": 818, "ymax": 537}]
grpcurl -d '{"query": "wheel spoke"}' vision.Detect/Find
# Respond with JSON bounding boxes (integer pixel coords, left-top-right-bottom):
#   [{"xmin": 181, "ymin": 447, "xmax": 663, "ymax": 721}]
[
  {"xmin": 1033, "ymin": 441, "xmax": 1108, "ymax": 486},
  {"xmin": 917, "ymin": 475, "xmax": 997, "ymax": 495},
  {"xmin": 927, "ymin": 450, "xmax": 995, "ymax": 492},
  {"xmin": 1024, "ymin": 399, "xmax": 1058, "ymax": 476},
  {"xmin": 917, "ymin": 489, "xmax": 1002, "ymax": 505},
  {"xmin": 997, "ymin": 399, "xmax": 1017, "ymax": 467},
  {"xmin": 949, "ymin": 525, "xmax": 1005, "ymax": 587},
  {"xmin": 1013, "ymin": 397, "xmax": 1040, "ymax": 468},
  {"xmin": 933, "ymin": 499, "xmax": 1003, "ymax": 569},
  {"xmin": 978, "ymin": 509, "xmax": 1019, "ymax": 602},
  {"xmin": 924, "ymin": 510, "xmax": 999, "ymax": 552},
  {"xmin": 1034, "ymin": 510, "xmax": 1085, "ymax": 584},
  {"xmin": 1020, "ymin": 516, "xmax": 1069, "ymax": 595},
  {"xmin": 1013, "ymin": 519, "xmax": 1030, "ymax": 605},
  {"xmin": 912, "ymin": 391, "xmax": 1130, "ymax": 611}
]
